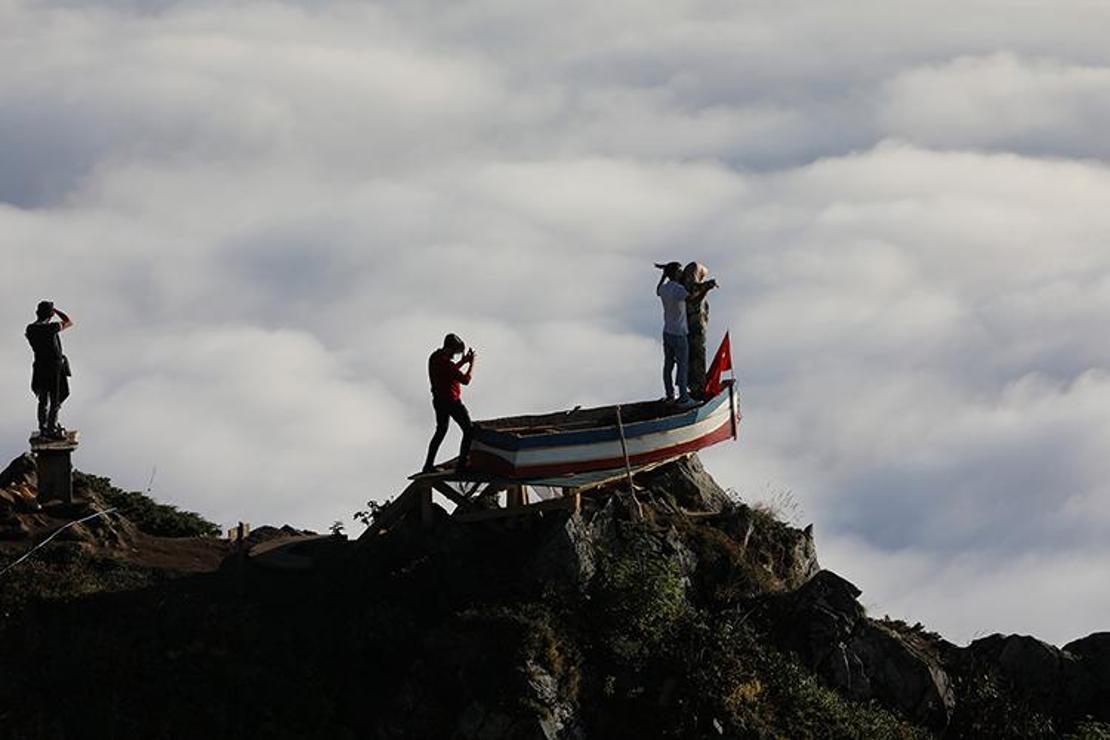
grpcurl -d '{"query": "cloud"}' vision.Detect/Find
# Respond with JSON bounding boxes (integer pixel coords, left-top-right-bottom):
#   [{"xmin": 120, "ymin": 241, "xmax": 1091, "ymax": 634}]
[
  {"xmin": 881, "ymin": 53, "xmax": 1110, "ymax": 158},
  {"xmin": 2, "ymin": 0, "xmax": 1109, "ymax": 646}
]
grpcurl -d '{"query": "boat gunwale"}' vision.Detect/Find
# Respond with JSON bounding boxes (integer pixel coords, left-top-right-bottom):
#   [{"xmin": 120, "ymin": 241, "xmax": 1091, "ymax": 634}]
[{"xmin": 473, "ymin": 381, "xmax": 735, "ymax": 450}]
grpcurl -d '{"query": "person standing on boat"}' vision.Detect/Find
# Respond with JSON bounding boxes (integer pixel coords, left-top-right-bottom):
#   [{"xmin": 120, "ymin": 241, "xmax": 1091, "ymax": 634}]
[
  {"xmin": 682, "ymin": 261, "xmax": 713, "ymax": 399},
  {"xmin": 656, "ymin": 263, "xmax": 716, "ymax": 406},
  {"xmin": 25, "ymin": 300, "xmax": 74, "ymax": 438},
  {"xmin": 423, "ymin": 333, "xmax": 477, "ymax": 473}
]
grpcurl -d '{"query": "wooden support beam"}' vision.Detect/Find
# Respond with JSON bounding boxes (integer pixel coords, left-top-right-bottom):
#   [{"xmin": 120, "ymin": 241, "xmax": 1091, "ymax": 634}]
[
  {"xmin": 358, "ymin": 481, "xmax": 426, "ymax": 539},
  {"xmin": 420, "ymin": 484, "xmax": 434, "ymax": 526},
  {"xmin": 507, "ymin": 484, "xmax": 526, "ymax": 509},
  {"xmin": 432, "ymin": 481, "xmax": 473, "ymax": 508},
  {"xmin": 474, "ymin": 482, "xmax": 508, "ymax": 501},
  {"xmin": 454, "ymin": 495, "xmax": 578, "ymax": 523}
]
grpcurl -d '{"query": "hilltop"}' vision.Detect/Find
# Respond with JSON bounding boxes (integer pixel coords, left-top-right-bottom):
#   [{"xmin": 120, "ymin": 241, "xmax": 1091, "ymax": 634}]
[{"xmin": 0, "ymin": 453, "xmax": 1107, "ymax": 739}]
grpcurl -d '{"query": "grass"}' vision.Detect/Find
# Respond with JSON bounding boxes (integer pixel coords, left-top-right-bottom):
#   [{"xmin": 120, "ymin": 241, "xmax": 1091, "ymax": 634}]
[{"xmin": 74, "ymin": 471, "xmax": 219, "ymax": 537}]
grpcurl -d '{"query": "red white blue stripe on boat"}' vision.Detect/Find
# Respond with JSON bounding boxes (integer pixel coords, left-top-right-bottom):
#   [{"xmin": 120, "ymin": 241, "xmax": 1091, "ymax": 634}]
[{"xmin": 468, "ymin": 383, "xmax": 740, "ymax": 478}]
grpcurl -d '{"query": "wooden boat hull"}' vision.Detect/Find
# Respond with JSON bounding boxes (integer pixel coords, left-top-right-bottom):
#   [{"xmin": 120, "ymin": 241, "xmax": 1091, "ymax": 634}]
[{"xmin": 468, "ymin": 383, "xmax": 740, "ymax": 478}]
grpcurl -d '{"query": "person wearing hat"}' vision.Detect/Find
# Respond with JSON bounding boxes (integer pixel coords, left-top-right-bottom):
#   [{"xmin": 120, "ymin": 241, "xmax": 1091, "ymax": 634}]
[
  {"xmin": 423, "ymin": 333, "xmax": 478, "ymax": 473},
  {"xmin": 681, "ymin": 261, "xmax": 714, "ymax": 399},
  {"xmin": 655, "ymin": 262, "xmax": 716, "ymax": 406},
  {"xmin": 25, "ymin": 301, "xmax": 74, "ymax": 438}
]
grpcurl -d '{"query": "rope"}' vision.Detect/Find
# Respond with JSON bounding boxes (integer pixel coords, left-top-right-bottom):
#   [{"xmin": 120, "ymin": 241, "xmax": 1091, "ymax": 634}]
[
  {"xmin": 614, "ymin": 405, "xmax": 644, "ymax": 521},
  {"xmin": 0, "ymin": 507, "xmax": 118, "ymax": 579}
]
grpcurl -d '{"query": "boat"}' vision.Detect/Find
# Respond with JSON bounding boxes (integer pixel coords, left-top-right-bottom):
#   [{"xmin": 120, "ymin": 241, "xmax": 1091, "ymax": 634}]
[{"xmin": 466, "ymin": 380, "xmax": 740, "ymax": 479}]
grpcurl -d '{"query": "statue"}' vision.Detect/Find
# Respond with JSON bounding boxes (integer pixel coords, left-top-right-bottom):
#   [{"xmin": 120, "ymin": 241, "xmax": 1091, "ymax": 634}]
[{"xmin": 25, "ymin": 301, "xmax": 74, "ymax": 439}]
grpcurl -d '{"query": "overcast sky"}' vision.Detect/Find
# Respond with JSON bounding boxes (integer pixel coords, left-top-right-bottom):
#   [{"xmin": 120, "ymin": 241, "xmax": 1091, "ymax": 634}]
[{"xmin": 3, "ymin": 0, "xmax": 1109, "ymax": 646}]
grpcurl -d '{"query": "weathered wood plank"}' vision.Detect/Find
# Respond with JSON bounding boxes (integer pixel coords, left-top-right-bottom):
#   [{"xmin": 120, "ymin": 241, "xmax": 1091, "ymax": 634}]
[
  {"xmin": 453, "ymin": 495, "xmax": 577, "ymax": 523},
  {"xmin": 432, "ymin": 481, "xmax": 473, "ymax": 508}
]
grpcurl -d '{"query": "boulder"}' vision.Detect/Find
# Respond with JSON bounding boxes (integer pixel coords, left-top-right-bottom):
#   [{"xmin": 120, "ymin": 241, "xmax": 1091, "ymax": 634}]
[
  {"xmin": 635, "ymin": 454, "xmax": 731, "ymax": 513},
  {"xmin": 0, "ymin": 454, "xmax": 36, "ymax": 491},
  {"xmin": 526, "ymin": 513, "xmax": 597, "ymax": 589},
  {"xmin": 765, "ymin": 570, "xmax": 954, "ymax": 728},
  {"xmin": 1065, "ymin": 632, "xmax": 1110, "ymax": 722},
  {"xmin": 0, "ymin": 454, "xmax": 40, "ymax": 514},
  {"xmin": 969, "ymin": 634, "xmax": 1097, "ymax": 722}
]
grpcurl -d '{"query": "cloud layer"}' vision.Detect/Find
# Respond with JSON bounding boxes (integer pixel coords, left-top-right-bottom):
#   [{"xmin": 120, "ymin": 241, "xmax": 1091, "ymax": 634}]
[{"xmin": 3, "ymin": 0, "xmax": 1109, "ymax": 645}]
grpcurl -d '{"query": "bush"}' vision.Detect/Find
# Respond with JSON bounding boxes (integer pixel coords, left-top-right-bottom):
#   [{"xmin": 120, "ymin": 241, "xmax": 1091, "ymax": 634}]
[{"xmin": 74, "ymin": 472, "xmax": 219, "ymax": 538}]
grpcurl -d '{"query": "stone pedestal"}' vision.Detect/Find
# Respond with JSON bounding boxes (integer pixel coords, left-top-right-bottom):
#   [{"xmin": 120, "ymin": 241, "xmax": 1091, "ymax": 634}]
[{"xmin": 29, "ymin": 430, "xmax": 80, "ymax": 504}]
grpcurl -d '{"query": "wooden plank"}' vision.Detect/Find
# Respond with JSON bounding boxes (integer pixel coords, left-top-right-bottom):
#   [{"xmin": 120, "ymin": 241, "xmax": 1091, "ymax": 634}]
[
  {"xmin": 507, "ymin": 484, "xmax": 527, "ymax": 509},
  {"xmin": 359, "ymin": 482, "xmax": 423, "ymax": 538},
  {"xmin": 474, "ymin": 482, "xmax": 508, "ymax": 501},
  {"xmin": 454, "ymin": 496, "xmax": 578, "ymax": 523},
  {"xmin": 432, "ymin": 481, "xmax": 473, "ymax": 508},
  {"xmin": 615, "ymin": 405, "xmax": 636, "ymax": 496}
]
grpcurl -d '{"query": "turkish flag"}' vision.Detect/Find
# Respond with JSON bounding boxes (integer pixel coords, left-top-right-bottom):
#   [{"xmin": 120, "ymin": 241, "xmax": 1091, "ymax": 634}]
[{"xmin": 703, "ymin": 332, "xmax": 733, "ymax": 398}]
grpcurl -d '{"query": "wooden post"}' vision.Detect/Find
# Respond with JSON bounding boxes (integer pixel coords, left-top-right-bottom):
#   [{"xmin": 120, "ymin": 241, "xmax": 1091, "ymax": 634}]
[
  {"xmin": 729, "ymin": 382, "xmax": 739, "ymax": 440},
  {"xmin": 29, "ymin": 430, "xmax": 79, "ymax": 504},
  {"xmin": 419, "ymin": 482, "xmax": 434, "ymax": 526},
  {"xmin": 507, "ymin": 485, "xmax": 527, "ymax": 509},
  {"xmin": 614, "ymin": 407, "xmax": 643, "ymax": 521}
]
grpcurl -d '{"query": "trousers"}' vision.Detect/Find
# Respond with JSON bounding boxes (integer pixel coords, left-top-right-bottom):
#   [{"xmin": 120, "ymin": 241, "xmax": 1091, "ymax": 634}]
[
  {"xmin": 424, "ymin": 397, "xmax": 473, "ymax": 471},
  {"xmin": 663, "ymin": 332, "xmax": 690, "ymax": 401}
]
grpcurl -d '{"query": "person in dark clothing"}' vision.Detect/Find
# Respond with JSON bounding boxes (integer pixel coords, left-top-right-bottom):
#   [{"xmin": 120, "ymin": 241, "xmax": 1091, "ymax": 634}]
[
  {"xmin": 423, "ymin": 333, "xmax": 477, "ymax": 473},
  {"xmin": 25, "ymin": 301, "xmax": 74, "ymax": 438}
]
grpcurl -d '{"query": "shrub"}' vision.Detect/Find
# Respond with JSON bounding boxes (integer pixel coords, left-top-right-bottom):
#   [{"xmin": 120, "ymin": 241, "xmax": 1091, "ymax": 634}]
[{"xmin": 74, "ymin": 472, "xmax": 219, "ymax": 538}]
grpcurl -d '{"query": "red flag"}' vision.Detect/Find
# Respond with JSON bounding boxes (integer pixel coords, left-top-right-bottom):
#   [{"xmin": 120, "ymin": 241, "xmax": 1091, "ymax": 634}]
[{"xmin": 703, "ymin": 332, "xmax": 732, "ymax": 398}]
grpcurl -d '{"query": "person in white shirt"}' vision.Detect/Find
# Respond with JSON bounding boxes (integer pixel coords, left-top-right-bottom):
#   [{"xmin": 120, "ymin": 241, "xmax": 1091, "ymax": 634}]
[{"xmin": 655, "ymin": 262, "xmax": 716, "ymax": 406}]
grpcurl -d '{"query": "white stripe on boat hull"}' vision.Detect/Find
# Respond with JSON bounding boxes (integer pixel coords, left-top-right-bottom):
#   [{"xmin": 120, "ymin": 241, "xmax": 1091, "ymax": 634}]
[{"xmin": 470, "ymin": 400, "xmax": 734, "ymax": 468}]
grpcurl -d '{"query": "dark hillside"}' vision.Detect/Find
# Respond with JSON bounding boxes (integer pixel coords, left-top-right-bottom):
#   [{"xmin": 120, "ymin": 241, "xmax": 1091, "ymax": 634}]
[{"xmin": 1, "ymin": 455, "xmax": 1107, "ymax": 739}]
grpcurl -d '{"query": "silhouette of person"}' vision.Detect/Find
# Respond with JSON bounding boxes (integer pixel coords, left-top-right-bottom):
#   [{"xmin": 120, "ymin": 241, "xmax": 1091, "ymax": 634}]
[
  {"xmin": 25, "ymin": 301, "xmax": 74, "ymax": 438},
  {"xmin": 656, "ymin": 262, "xmax": 716, "ymax": 406},
  {"xmin": 423, "ymin": 333, "xmax": 477, "ymax": 473},
  {"xmin": 682, "ymin": 262, "xmax": 714, "ymax": 398}
]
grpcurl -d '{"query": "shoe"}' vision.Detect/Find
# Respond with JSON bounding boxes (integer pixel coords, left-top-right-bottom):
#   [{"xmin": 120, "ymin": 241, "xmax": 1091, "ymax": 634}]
[{"xmin": 676, "ymin": 397, "xmax": 698, "ymax": 408}]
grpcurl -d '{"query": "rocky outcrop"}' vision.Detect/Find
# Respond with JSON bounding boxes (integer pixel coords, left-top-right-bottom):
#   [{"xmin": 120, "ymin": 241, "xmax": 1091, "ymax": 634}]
[
  {"xmin": 0, "ymin": 453, "xmax": 40, "ymax": 518},
  {"xmin": 963, "ymin": 632, "xmax": 1110, "ymax": 724},
  {"xmin": 635, "ymin": 454, "xmax": 731, "ymax": 512},
  {"xmin": 1066, "ymin": 633, "xmax": 1110, "ymax": 722},
  {"xmin": 527, "ymin": 509, "xmax": 598, "ymax": 588},
  {"xmin": 763, "ymin": 570, "xmax": 955, "ymax": 728}
]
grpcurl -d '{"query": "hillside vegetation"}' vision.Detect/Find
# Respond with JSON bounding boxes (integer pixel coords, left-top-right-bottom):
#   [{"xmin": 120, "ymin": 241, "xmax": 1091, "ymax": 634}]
[{"xmin": 0, "ymin": 455, "xmax": 1107, "ymax": 739}]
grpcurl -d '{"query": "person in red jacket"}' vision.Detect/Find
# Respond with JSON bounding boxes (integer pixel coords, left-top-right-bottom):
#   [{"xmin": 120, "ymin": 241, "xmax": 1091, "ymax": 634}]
[{"xmin": 423, "ymin": 333, "xmax": 477, "ymax": 473}]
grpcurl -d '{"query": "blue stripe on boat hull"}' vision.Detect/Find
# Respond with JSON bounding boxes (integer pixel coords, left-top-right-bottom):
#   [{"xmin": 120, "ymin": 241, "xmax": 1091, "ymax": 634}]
[{"xmin": 472, "ymin": 385, "xmax": 732, "ymax": 452}]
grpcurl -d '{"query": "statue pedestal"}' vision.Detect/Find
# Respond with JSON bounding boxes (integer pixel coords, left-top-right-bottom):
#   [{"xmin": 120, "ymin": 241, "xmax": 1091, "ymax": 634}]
[{"xmin": 29, "ymin": 431, "xmax": 80, "ymax": 505}]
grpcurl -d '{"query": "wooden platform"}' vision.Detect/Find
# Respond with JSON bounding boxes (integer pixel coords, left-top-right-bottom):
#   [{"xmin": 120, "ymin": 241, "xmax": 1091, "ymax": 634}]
[
  {"xmin": 29, "ymin": 430, "xmax": 80, "ymax": 451},
  {"xmin": 29, "ymin": 430, "xmax": 80, "ymax": 504},
  {"xmin": 361, "ymin": 454, "xmax": 686, "ymax": 539}
]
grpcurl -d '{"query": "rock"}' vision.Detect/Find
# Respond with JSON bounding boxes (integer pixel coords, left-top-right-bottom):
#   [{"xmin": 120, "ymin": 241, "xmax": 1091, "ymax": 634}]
[
  {"xmin": 1065, "ymin": 632, "xmax": 1110, "ymax": 722},
  {"xmin": 848, "ymin": 621, "xmax": 955, "ymax": 727},
  {"xmin": 244, "ymin": 524, "xmax": 313, "ymax": 548},
  {"xmin": 527, "ymin": 513, "xmax": 596, "ymax": 588},
  {"xmin": 782, "ymin": 522, "xmax": 820, "ymax": 588},
  {"xmin": 0, "ymin": 454, "xmax": 36, "ymax": 491},
  {"xmin": 969, "ymin": 634, "xmax": 1097, "ymax": 722},
  {"xmin": 1, "ymin": 454, "xmax": 40, "ymax": 516},
  {"xmin": 635, "ymin": 454, "xmax": 731, "ymax": 513},
  {"xmin": 0, "ymin": 517, "xmax": 31, "ymax": 540},
  {"xmin": 765, "ymin": 570, "xmax": 954, "ymax": 728}
]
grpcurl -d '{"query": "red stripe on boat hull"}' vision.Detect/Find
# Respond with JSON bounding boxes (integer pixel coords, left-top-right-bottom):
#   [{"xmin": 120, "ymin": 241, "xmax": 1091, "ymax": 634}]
[{"xmin": 468, "ymin": 417, "xmax": 737, "ymax": 479}]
